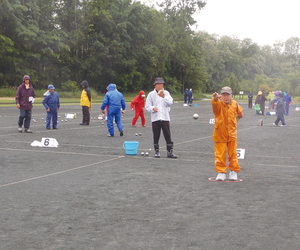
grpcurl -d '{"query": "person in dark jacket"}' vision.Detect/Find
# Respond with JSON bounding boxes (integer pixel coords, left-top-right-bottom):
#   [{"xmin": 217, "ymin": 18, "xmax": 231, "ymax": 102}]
[
  {"xmin": 80, "ymin": 80, "xmax": 92, "ymax": 125},
  {"xmin": 273, "ymin": 92, "xmax": 286, "ymax": 126},
  {"xmin": 101, "ymin": 83, "xmax": 126, "ymax": 137},
  {"xmin": 260, "ymin": 90, "xmax": 268, "ymax": 115},
  {"xmin": 43, "ymin": 85, "xmax": 60, "ymax": 130},
  {"xmin": 248, "ymin": 91, "xmax": 253, "ymax": 108},
  {"xmin": 184, "ymin": 88, "xmax": 188, "ymax": 103},
  {"xmin": 15, "ymin": 75, "xmax": 35, "ymax": 133}
]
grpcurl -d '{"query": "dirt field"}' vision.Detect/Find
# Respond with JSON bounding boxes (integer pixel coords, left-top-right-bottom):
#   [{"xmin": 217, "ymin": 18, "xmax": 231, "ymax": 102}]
[{"xmin": 0, "ymin": 100, "xmax": 300, "ymax": 250}]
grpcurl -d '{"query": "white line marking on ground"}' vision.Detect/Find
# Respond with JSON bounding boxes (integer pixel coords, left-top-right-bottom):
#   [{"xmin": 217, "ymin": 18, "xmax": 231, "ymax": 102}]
[{"xmin": 0, "ymin": 156, "xmax": 124, "ymax": 188}]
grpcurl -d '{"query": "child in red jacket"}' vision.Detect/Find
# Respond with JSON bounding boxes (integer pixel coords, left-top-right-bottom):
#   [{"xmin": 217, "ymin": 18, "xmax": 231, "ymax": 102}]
[{"xmin": 131, "ymin": 91, "xmax": 146, "ymax": 127}]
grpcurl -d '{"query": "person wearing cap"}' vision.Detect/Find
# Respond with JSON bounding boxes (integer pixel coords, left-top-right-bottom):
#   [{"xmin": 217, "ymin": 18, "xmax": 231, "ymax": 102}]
[
  {"xmin": 101, "ymin": 83, "xmax": 126, "ymax": 137},
  {"xmin": 80, "ymin": 80, "xmax": 92, "ymax": 125},
  {"xmin": 131, "ymin": 90, "xmax": 146, "ymax": 127},
  {"xmin": 15, "ymin": 75, "xmax": 36, "ymax": 133},
  {"xmin": 188, "ymin": 88, "xmax": 193, "ymax": 106},
  {"xmin": 145, "ymin": 77, "xmax": 177, "ymax": 158},
  {"xmin": 212, "ymin": 86, "xmax": 243, "ymax": 181},
  {"xmin": 273, "ymin": 92, "xmax": 286, "ymax": 127},
  {"xmin": 43, "ymin": 84, "xmax": 60, "ymax": 130}
]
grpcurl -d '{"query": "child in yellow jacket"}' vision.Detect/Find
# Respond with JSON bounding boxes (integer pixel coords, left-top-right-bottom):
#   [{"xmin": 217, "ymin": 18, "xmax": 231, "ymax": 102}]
[{"xmin": 212, "ymin": 86, "xmax": 243, "ymax": 181}]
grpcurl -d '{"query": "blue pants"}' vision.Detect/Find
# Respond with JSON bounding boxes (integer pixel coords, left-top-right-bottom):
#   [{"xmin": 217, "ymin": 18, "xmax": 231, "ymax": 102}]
[
  {"xmin": 286, "ymin": 105, "xmax": 290, "ymax": 115},
  {"xmin": 46, "ymin": 111, "xmax": 58, "ymax": 129},
  {"xmin": 274, "ymin": 113, "xmax": 286, "ymax": 126},
  {"xmin": 18, "ymin": 109, "xmax": 31, "ymax": 129},
  {"xmin": 107, "ymin": 109, "xmax": 123, "ymax": 136}
]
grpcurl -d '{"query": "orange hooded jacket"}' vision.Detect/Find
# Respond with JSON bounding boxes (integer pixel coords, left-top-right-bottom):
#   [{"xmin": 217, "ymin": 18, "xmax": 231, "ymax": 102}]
[{"xmin": 211, "ymin": 97, "xmax": 243, "ymax": 142}]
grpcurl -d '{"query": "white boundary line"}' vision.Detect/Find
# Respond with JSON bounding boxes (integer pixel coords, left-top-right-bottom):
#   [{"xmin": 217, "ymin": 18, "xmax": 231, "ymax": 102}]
[{"xmin": 0, "ymin": 156, "xmax": 124, "ymax": 188}]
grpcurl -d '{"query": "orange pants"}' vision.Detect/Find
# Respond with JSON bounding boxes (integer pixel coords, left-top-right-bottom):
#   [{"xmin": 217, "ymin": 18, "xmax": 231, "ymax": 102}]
[{"xmin": 214, "ymin": 141, "xmax": 240, "ymax": 173}]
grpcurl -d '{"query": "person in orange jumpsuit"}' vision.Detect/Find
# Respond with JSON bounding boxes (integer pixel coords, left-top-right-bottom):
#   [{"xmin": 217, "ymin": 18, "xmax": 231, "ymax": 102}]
[
  {"xmin": 212, "ymin": 86, "xmax": 244, "ymax": 181},
  {"xmin": 131, "ymin": 90, "xmax": 146, "ymax": 127}
]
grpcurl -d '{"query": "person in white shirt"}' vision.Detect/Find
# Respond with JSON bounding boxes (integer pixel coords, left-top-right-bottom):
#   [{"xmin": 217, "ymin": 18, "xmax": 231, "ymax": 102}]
[{"xmin": 145, "ymin": 77, "xmax": 177, "ymax": 158}]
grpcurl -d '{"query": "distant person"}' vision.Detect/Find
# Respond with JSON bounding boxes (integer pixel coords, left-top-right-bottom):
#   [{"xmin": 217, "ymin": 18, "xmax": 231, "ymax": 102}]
[
  {"xmin": 284, "ymin": 91, "xmax": 292, "ymax": 116},
  {"xmin": 268, "ymin": 91, "xmax": 275, "ymax": 109},
  {"xmin": 80, "ymin": 80, "xmax": 92, "ymax": 125},
  {"xmin": 188, "ymin": 88, "xmax": 193, "ymax": 106},
  {"xmin": 255, "ymin": 91, "xmax": 263, "ymax": 114},
  {"xmin": 15, "ymin": 75, "xmax": 35, "ymax": 133},
  {"xmin": 131, "ymin": 91, "xmax": 146, "ymax": 127},
  {"xmin": 184, "ymin": 88, "xmax": 188, "ymax": 104},
  {"xmin": 248, "ymin": 91, "xmax": 253, "ymax": 109},
  {"xmin": 273, "ymin": 92, "xmax": 286, "ymax": 126},
  {"xmin": 42, "ymin": 85, "xmax": 60, "ymax": 130},
  {"xmin": 101, "ymin": 83, "xmax": 126, "ymax": 137},
  {"xmin": 212, "ymin": 86, "xmax": 243, "ymax": 181},
  {"xmin": 260, "ymin": 89, "xmax": 268, "ymax": 115},
  {"xmin": 145, "ymin": 77, "xmax": 177, "ymax": 158}
]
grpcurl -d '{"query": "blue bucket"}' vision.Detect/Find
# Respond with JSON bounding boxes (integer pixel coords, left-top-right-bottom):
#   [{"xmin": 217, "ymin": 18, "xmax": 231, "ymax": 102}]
[{"xmin": 123, "ymin": 141, "xmax": 139, "ymax": 155}]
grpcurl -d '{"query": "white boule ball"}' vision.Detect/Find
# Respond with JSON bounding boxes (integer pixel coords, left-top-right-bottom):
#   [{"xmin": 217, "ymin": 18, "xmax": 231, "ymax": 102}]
[{"xmin": 193, "ymin": 113, "xmax": 199, "ymax": 120}]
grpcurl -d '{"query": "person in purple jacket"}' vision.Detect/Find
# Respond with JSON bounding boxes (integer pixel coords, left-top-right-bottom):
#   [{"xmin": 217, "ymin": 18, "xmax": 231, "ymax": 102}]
[{"xmin": 15, "ymin": 75, "xmax": 35, "ymax": 133}]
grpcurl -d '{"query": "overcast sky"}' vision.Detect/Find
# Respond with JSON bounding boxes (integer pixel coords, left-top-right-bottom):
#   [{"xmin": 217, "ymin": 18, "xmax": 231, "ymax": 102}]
[{"xmin": 139, "ymin": 0, "xmax": 300, "ymax": 46}]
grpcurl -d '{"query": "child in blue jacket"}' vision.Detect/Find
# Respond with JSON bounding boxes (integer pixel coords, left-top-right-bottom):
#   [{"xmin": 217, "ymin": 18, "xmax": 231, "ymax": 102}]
[{"xmin": 43, "ymin": 85, "xmax": 60, "ymax": 129}]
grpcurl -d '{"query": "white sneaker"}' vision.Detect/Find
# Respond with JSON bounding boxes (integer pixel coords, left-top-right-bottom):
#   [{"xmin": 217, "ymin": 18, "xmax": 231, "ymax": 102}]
[
  {"xmin": 216, "ymin": 173, "xmax": 226, "ymax": 181},
  {"xmin": 273, "ymin": 123, "xmax": 278, "ymax": 126},
  {"xmin": 18, "ymin": 127, "xmax": 22, "ymax": 133},
  {"xmin": 229, "ymin": 171, "xmax": 238, "ymax": 181},
  {"xmin": 280, "ymin": 124, "xmax": 286, "ymax": 127}
]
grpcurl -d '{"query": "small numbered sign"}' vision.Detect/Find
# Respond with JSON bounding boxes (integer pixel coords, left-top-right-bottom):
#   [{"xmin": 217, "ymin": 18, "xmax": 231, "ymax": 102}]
[
  {"xmin": 41, "ymin": 138, "xmax": 59, "ymax": 147},
  {"xmin": 209, "ymin": 118, "xmax": 215, "ymax": 124},
  {"xmin": 236, "ymin": 148, "xmax": 245, "ymax": 159}
]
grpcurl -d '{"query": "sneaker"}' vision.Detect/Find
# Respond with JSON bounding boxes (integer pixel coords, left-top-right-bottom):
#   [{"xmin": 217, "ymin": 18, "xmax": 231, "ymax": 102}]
[
  {"xmin": 120, "ymin": 131, "xmax": 123, "ymax": 136},
  {"xmin": 18, "ymin": 127, "xmax": 22, "ymax": 133},
  {"xmin": 132, "ymin": 125, "xmax": 137, "ymax": 127},
  {"xmin": 107, "ymin": 134, "xmax": 114, "ymax": 137},
  {"xmin": 24, "ymin": 129, "xmax": 33, "ymax": 133},
  {"xmin": 281, "ymin": 124, "xmax": 286, "ymax": 127},
  {"xmin": 216, "ymin": 173, "xmax": 226, "ymax": 181},
  {"xmin": 273, "ymin": 123, "xmax": 278, "ymax": 126},
  {"xmin": 229, "ymin": 171, "xmax": 238, "ymax": 181}
]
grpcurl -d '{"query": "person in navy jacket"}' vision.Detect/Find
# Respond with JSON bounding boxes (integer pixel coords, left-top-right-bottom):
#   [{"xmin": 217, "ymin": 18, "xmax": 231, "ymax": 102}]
[{"xmin": 43, "ymin": 84, "xmax": 60, "ymax": 129}]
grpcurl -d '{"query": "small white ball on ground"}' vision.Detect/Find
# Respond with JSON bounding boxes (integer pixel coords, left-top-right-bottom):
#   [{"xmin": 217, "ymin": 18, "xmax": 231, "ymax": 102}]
[
  {"xmin": 139, "ymin": 133, "xmax": 141, "ymax": 136},
  {"xmin": 145, "ymin": 152, "xmax": 149, "ymax": 156},
  {"xmin": 141, "ymin": 152, "xmax": 144, "ymax": 156},
  {"xmin": 65, "ymin": 120, "xmax": 67, "ymax": 122},
  {"xmin": 41, "ymin": 118, "xmax": 44, "ymax": 120},
  {"xmin": 193, "ymin": 113, "xmax": 199, "ymax": 120},
  {"xmin": 102, "ymin": 122, "xmax": 104, "ymax": 125},
  {"xmin": 135, "ymin": 133, "xmax": 138, "ymax": 136}
]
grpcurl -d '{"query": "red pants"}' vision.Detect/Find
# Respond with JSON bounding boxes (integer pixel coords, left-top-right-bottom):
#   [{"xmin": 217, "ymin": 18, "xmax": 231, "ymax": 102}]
[
  {"xmin": 214, "ymin": 141, "xmax": 240, "ymax": 173},
  {"xmin": 132, "ymin": 110, "xmax": 145, "ymax": 126}
]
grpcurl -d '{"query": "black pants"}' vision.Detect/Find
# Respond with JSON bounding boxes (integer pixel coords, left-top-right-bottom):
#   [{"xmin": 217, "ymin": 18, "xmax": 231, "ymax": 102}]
[
  {"xmin": 82, "ymin": 106, "xmax": 90, "ymax": 124},
  {"xmin": 152, "ymin": 120, "xmax": 172, "ymax": 145},
  {"xmin": 248, "ymin": 100, "xmax": 252, "ymax": 108}
]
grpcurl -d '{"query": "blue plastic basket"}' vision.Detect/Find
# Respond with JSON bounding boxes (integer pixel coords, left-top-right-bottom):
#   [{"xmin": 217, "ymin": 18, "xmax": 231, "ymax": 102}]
[{"xmin": 123, "ymin": 141, "xmax": 139, "ymax": 155}]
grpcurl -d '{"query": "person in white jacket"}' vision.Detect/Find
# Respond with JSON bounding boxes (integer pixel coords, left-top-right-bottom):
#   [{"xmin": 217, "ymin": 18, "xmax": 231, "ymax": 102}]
[{"xmin": 145, "ymin": 77, "xmax": 177, "ymax": 158}]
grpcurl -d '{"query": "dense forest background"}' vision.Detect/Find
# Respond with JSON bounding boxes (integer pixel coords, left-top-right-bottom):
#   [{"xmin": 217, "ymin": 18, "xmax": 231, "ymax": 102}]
[{"xmin": 1, "ymin": 0, "xmax": 300, "ymax": 96}]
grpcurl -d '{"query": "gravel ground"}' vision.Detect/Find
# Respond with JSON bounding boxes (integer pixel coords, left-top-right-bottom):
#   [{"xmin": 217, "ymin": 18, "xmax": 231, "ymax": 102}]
[{"xmin": 0, "ymin": 100, "xmax": 300, "ymax": 250}]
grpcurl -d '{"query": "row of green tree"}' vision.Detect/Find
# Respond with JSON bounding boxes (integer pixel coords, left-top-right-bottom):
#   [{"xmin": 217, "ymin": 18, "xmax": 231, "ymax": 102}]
[{"xmin": 1, "ymin": 0, "xmax": 300, "ymax": 96}]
